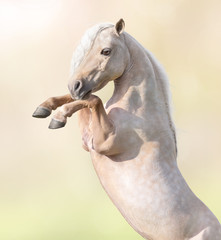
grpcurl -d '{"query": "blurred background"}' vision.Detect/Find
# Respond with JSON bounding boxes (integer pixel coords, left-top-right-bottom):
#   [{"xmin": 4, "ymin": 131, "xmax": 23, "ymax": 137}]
[{"xmin": 0, "ymin": 0, "xmax": 221, "ymax": 239}]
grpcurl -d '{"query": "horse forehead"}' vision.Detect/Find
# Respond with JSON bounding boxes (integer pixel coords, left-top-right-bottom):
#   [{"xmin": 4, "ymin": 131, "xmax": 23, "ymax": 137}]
[{"xmin": 97, "ymin": 28, "xmax": 116, "ymax": 44}]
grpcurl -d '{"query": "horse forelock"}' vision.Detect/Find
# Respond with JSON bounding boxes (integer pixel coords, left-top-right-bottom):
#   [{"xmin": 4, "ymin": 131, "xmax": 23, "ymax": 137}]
[{"xmin": 70, "ymin": 23, "xmax": 114, "ymax": 76}]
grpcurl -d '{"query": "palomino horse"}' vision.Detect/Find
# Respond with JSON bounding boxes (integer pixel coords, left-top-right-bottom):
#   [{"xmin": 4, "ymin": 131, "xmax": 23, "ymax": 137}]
[{"xmin": 33, "ymin": 19, "xmax": 221, "ymax": 240}]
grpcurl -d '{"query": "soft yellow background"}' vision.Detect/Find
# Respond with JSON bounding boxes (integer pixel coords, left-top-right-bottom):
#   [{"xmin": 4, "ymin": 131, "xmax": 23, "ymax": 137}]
[{"xmin": 0, "ymin": 0, "xmax": 221, "ymax": 239}]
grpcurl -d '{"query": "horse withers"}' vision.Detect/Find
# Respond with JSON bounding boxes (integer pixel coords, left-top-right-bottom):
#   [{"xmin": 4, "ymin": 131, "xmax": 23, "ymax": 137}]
[{"xmin": 33, "ymin": 19, "xmax": 221, "ymax": 240}]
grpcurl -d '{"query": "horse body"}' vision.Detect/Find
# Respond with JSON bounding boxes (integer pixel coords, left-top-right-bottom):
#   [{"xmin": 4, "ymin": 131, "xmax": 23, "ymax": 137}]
[
  {"xmin": 87, "ymin": 33, "xmax": 220, "ymax": 240},
  {"xmin": 33, "ymin": 19, "xmax": 221, "ymax": 240}
]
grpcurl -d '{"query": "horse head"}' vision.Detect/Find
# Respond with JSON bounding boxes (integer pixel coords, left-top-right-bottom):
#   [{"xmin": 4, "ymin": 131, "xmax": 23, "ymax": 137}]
[{"xmin": 68, "ymin": 19, "xmax": 129, "ymax": 100}]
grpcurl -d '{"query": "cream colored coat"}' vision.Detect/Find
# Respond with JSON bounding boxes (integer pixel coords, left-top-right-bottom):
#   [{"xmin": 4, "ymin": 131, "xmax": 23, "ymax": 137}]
[{"xmin": 33, "ymin": 19, "xmax": 221, "ymax": 240}]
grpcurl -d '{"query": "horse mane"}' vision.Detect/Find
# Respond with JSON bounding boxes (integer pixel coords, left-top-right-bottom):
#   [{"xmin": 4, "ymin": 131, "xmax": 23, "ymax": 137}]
[
  {"xmin": 70, "ymin": 23, "xmax": 114, "ymax": 76},
  {"xmin": 145, "ymin": 49, "xmax": 177, "ymax": 155}
]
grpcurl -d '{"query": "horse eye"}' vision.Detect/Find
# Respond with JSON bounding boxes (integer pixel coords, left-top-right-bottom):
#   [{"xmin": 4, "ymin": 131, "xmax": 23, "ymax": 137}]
[{"xmin": 101, "ymin": 48, "xmax": 111, "ymax": 56}]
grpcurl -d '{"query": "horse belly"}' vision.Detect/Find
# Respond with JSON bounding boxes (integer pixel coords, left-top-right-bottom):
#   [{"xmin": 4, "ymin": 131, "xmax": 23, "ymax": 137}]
[{"xmin": 90, "ymin": 151, "xmax": 186, "ymax": 240}]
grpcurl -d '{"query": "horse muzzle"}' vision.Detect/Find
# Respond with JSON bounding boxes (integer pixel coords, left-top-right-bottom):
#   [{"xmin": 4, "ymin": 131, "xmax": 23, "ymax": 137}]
[{"xmin": 68, "ymin": 80, "xmax": 92, "ymax": 100}]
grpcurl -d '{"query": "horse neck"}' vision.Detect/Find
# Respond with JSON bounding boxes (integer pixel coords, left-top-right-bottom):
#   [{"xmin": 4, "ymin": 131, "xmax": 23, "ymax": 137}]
[
  {"xmin": 110, "ymin": 33, "xmax": 177, "ymax": 161},
  {"xmin": 111, "ymin": 33, "xmax": 163, "ymax": 104}
]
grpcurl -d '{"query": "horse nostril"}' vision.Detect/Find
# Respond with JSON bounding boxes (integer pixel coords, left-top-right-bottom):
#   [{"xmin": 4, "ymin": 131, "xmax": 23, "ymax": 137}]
[{"xmin": 74, "ymin": 81, "xmax": 81, "ymax": 91}]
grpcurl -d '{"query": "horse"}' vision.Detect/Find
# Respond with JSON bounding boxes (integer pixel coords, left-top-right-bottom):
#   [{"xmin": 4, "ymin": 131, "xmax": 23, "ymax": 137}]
[{"xmin": 33, "ymin": 19, "xmax": 221, "ymax": 240}]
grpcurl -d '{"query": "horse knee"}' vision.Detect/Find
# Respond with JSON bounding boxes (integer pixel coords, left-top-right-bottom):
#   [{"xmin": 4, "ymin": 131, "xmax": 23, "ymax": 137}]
[{"xmin": 88, "ymin": 95, "xmax": 102, "ymax": 109}]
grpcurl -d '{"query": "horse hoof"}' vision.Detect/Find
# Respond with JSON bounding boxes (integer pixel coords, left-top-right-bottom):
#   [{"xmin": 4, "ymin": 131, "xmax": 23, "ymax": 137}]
[
  {"xmin": 48, "ymin": 119, "xmax": 66, "ymax": 129},
  {"xmin": 32, "ymin": 107, "xmax": 51, "ymax": 118}
]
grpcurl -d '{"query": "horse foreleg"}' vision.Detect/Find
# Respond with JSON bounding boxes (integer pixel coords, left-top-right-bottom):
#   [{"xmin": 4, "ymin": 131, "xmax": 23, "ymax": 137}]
[
  {"xmin": 87, "ymin": 97, "xmax": 119, "ymax": 155},
  {"xmin": 48, "ymin": 99, "xmax": 89, "ymax": 129},
  {"xmin": 78, "ymin": 108, "xmax": 92, "ymax": 152},
  {"xmin": 48, "ymin": 95, "xmax": 122, "ymax": 155},
  {"xmin": 48, "ymin": 95, "xmax": 102, "ymax": 129},
  {"xmin": 32, "ymin": 94, "xmax": 73, "ymax": 118}
]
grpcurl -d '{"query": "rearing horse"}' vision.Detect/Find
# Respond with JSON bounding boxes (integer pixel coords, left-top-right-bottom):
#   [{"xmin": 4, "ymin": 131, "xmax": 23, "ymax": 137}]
[{"xmin": 33, "ymin": 19, "xmax": 221, "ymax": 240}]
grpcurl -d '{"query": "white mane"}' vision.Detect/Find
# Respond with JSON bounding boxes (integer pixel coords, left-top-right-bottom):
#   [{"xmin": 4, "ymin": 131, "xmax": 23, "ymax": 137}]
[
  {"xmin": 70, "ymin": 23, "xmax": 114, "ymax": 76},
  {"xmin": 145, "ymin": 49, "xmax": 177, "ymax": 154}
]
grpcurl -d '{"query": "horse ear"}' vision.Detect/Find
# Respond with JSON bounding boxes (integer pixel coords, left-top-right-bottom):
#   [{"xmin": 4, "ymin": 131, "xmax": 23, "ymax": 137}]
[{"xmin": 115, "ymin": 18, "xmax": 125, "ymax": 36}]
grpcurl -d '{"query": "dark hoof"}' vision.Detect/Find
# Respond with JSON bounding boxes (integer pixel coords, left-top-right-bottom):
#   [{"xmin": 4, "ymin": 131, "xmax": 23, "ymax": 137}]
[
  {"xmin": 32, "ymin": 107, "xmax": 51, "ymax": 118},
  {"xmin": 48, "ymin": 119, "xmax": 66, "ymax": 129}
]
